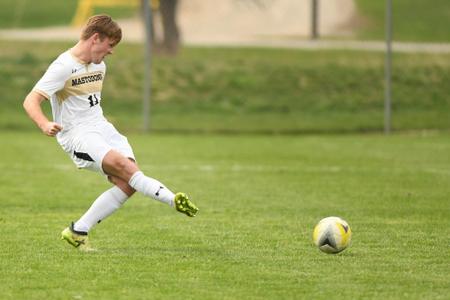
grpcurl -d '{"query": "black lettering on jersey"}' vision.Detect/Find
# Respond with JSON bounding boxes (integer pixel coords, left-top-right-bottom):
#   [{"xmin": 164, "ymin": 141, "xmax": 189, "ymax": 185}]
[{"xmin": 71, "ymin": 73, "xmax": 103, "ymax": 86}]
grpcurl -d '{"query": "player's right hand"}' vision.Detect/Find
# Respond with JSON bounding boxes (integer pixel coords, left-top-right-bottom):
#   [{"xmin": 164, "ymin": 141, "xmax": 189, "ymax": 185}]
[{"xmin": 41, "ymin": 122, "xmax": 63, "ymax": 137}]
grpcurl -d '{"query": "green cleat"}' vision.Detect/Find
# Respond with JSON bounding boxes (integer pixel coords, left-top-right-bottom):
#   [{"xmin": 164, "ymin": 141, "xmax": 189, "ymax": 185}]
[
  {"xmin": 174, "ymin": 192, "xmax": 198, "ymax": 217},
  {"xmin": 61, "ymin": 223, "xmax": 95, "ymax": 252}
]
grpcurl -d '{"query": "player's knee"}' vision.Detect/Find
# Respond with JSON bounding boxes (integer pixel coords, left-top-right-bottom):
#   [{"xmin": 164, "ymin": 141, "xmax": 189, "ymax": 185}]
[
  {"xmin": 103, "ymin": 151, "xmax": 138, "ymax": 180},
  {"xmin": 112, "ymin": 156, "xmax": 128, "ymax": 172},
  {"xmin": 105, "ymin": 153, "xmax": 127, "ymax": 172}
]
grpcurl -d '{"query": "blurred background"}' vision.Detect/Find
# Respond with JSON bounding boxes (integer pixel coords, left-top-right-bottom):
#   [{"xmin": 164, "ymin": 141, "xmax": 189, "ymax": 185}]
[{"xmin": 0, "ymin": 0, "xmax": 449, "ymax": 133}]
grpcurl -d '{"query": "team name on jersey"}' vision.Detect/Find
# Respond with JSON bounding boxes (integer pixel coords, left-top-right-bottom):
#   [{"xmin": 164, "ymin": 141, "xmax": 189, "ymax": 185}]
[
  {"xmin": 72, "ymin": 73, "xmax": 103, "ymax": 87},
  {"xmin": 55, "ymin": 70, "xmax": 104, "ymax": 103}
]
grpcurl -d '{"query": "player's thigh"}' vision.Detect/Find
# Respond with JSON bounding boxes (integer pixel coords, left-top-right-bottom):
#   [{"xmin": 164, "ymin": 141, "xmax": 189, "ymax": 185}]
[
  {"xmin": 102, "ymin": 149, "xmax": 140, "ymax": 181},
  {"xmin": 61, "ymin": 122, "xmax": 136, "ymax": 175},
  {"xmin": 63, "ymin": 131, "xmax": 112, "ymax": 174},
  {"xmin": 101, "ymin": 122, "xmax": 136, "ymax": 162}
]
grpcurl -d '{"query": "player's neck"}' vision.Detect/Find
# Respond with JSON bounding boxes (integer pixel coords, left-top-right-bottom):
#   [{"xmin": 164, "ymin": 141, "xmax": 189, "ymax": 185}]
[{"xmin": 70, "ymin": 41, "xmax": 92, "ymax": 65}]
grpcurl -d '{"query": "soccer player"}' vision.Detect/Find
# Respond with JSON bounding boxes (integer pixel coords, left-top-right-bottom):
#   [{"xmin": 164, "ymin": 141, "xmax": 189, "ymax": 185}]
[{"xmin": 22, "ymin": 15, "xmax": 198, "ymax": 251}]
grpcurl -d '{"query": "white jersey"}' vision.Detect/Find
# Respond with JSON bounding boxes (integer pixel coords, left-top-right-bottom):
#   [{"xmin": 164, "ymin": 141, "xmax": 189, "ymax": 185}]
[
  {"xmin": 33, "ymin": 50, "xmax": 107, "ymax": 135},
  {"xmin": 33, "ymin": 50, "xmax": 135, "ymax": 172}
]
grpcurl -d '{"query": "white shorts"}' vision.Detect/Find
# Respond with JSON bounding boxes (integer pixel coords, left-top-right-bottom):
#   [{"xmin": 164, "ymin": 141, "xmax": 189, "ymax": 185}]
[{"xmin": 57, "ymin": 121, "xmax": 135, "ymax": 174}]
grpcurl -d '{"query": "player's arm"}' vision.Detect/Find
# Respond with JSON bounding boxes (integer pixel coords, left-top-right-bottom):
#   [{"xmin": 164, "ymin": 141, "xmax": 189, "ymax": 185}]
[{"xmin": 23, "ymin": 91, "xmax": 63, "ymax": 137}]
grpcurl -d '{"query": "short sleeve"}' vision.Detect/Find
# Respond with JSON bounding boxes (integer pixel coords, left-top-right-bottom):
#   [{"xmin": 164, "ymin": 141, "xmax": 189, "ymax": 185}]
[{"xmin": 33, "ymin": 60, "xmax": 70, "ymax": 99}]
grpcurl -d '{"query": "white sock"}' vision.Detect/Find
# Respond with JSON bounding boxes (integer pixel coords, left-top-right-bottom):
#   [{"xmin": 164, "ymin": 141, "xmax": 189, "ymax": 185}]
[
  {"xmin": 128, "ymin": 171, "xmax": 175, "ymax": 206},
  {"xmin": 73, "ymin": 185, "xmax": 129, "ymax": 233}
]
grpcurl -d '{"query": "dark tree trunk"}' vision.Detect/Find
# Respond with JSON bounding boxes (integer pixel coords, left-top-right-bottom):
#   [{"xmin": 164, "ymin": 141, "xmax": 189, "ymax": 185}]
[
  {"xmin": 159, "ymin": 0, "xmax": 180, "ymax": 55},
  {"xmin": 142, "ymin": 0, "xmax": 180, "ymax": 55}
]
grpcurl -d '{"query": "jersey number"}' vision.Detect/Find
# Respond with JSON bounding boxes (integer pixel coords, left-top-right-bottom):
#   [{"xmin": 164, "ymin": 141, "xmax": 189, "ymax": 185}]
[{"xmin": 88, "ymin": 94, "xmax": 99, "ymax": 107}]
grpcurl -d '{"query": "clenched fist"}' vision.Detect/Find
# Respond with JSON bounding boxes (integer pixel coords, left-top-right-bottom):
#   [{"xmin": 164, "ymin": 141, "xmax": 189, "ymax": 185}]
[{"xmin": 41, "ymin": 122, "xmax": 63, "ymax": 137}]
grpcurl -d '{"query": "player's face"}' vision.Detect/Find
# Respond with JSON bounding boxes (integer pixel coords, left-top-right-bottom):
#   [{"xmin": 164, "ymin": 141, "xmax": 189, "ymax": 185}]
[{"xmin": 91, "ymin": 35, "xmax": 115, "ymax": 64}]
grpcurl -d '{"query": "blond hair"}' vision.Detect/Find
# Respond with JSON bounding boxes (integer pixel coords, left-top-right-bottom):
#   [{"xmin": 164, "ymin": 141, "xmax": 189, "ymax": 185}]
[{"xmin": 81, "ymin": 15, "xmax": 122, "ymax": 46}]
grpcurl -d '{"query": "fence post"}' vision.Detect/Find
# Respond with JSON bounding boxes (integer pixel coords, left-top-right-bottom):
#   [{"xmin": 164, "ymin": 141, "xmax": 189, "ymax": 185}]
[
  {"xmin": 385, "ymin": 0, "xmax": 392, "ymax": 134},
  {"xmin": 143, "ymin": 0, "xmax": 153, "ymax": 132},
  {"xmin": 311, "ymin": 0, "xmax": 319, "ymax": 40}
]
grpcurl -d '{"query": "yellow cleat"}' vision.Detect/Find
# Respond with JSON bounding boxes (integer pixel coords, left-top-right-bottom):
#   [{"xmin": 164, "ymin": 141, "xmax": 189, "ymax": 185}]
[
  {"xmin": 61, "ymin": 223, "xmax": 95, "ymax": 252},
  {"xmin": 174, "ymin": 192, "xmax": 198, "ymax": 217}
]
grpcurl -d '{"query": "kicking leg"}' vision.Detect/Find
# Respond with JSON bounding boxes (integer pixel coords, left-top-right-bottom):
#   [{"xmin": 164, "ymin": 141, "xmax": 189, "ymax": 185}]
[{"xmin": 102, "ymin": 149, "xmax": 198, "ymax": 216}]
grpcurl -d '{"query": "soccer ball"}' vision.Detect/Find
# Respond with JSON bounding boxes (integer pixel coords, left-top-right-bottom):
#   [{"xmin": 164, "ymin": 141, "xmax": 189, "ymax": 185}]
[{"xmin": 313, "ymin": 216, "xmax": 352, "ymax": 254}]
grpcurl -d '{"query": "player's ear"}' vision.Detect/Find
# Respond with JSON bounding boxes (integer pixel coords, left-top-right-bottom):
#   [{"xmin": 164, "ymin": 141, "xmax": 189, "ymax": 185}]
[{"xmin": 92, "ymin": 32, "xmax": 101, "ymax": 44}]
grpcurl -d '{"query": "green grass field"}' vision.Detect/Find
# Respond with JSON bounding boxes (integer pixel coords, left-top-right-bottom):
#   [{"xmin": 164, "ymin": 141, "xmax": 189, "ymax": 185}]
[
  {"xmin": 355, "ymin": 0, "xmax": 450, "ymax": 42},
  {"xmin": 0, "ymin": 0, "xmax": 136, "ymax": 28},
  {"xmin": 1, "ymin": 130, "xmax": 449, "ymax": 299},
  {"xmin": 1, "ymin": 3, "xmax": 449, "ymax": 297}
]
